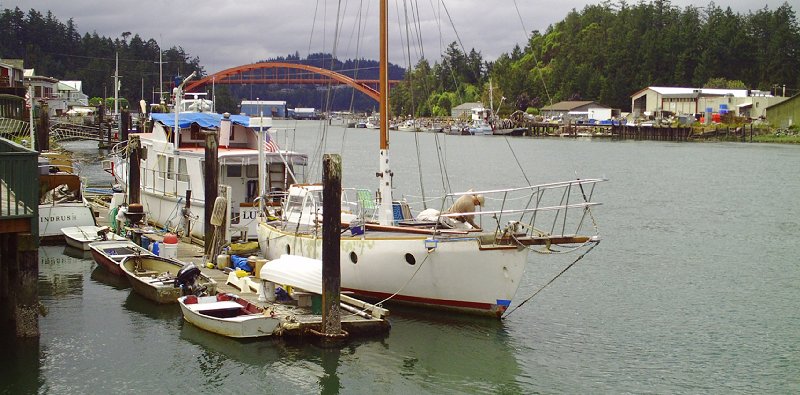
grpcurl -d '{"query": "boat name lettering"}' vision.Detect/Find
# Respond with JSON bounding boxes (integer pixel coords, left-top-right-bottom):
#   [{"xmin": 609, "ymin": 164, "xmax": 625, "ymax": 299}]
[
  {"xmin": 41, "ymin": 214, "xmax": 78, "ymax": 223},
  {"xmin": 241, "ymin": 210, "xmax": 258, "ymax": 220}
]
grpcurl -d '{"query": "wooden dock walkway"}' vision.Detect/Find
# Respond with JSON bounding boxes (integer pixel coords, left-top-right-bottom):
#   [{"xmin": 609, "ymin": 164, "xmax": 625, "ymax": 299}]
[{"xmin": 91, "ymin": 201, "xmax": 390, "ymax": 339}]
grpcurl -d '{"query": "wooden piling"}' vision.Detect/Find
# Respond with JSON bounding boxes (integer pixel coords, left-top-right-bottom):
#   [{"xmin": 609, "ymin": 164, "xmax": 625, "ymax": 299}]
[
  {"xmin": 321, "ymin": 154, "xmax": 342, "ymax": 337},
  {"xmin": 183, "ymin": 190, "xmax": 192, "ymax": 237},
  {"xmin": 14, "ymin": 234, "xmax": 38, "ymax": 337},
  {"xmin": 203, "ymin": 122, "xmax": 220, "ymax": 256},
  {"xmin": 0, "ymin": 233, "xmax": 39, "ymax": 337},
  {"xmin": 120, "ymin": 110, "xmax": 130, "ymax": 142},
  {"xmin": 128, "ymin": 136, "xmax": 141, "ymax": 205},
  {"xmin": 36, "ymin": 106, "xmax": 49, "ymax": 152},
  {"xmin": 97, "ymin": 105, "xmax": 105, "ymax": 145}
]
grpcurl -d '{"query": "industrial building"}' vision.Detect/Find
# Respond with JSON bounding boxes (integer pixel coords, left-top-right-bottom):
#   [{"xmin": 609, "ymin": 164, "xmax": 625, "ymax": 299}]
[
  {"xmin": 630, "ymin": 86, "xmax": 789, "ymax": 120},
  {"xmin": 766, "ymin": 93, "xmax": 800, "ymax": 128}
]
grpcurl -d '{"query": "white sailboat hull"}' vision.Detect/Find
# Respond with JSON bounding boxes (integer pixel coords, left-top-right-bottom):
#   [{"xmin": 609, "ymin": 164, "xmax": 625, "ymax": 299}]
[{"xmin": 258, "ymin": 223, "xmax": 529, "ymax": 317}]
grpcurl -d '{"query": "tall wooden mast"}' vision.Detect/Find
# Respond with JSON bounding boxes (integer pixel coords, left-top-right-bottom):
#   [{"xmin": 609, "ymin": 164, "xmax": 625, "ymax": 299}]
[{"xmin": 377, "ymin": 0, "xmax": 394, "ymax": 225}]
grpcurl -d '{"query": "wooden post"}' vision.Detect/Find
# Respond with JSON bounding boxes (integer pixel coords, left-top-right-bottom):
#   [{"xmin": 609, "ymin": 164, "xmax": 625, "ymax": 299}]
[
  {"xmin": 14, "ymin": 234, "xmax": 38, "ymax": 337},
  {"xmin": 97, "ymin": 105, "xmax": 105, "ymax": 144},
  {"xmin": 121, "ymin": 110, "xmax": 130, "ymax": 142},
  {"xmin": 36, "ymin": 106, "xmax": 49, "ymax": 152},
  {"xmin": 203, "ymin": 125, "xmax": 220, "ymax": 256},
  {"xmin": 183, "ymin": 189, "xmax": 192, "ymax": 237},
  {"xmin": 321, "ymin": 153, "xmax": 342, "ymax": 337},
  {"xmin": 128, "ymin": 135, "xmax": 141, "ymax": 205}
]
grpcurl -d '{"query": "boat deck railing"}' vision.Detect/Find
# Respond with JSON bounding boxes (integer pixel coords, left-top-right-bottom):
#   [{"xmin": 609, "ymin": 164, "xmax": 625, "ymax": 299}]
[
  {"xmin": 0, "ymin": 137, "xmax": 38, "ymax": 234},
  {"xmin": 140, "ymin": 166, "xmax": 193, "ymax": 198},
  {"xmin": 429, "ymin": 178, "xmax": 606, "ymax": 243}
]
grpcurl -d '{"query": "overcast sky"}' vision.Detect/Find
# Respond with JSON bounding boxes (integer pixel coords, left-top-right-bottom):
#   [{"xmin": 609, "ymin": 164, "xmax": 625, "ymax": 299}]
[{"xmin": 1, "ymin": 0, "xmax": 788, "ymax": 74}]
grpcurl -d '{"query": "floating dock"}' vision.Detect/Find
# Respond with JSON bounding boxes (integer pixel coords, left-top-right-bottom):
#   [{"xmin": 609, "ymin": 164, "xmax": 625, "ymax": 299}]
[{"xmin": 91, "ymin": 201, "xmax": 390, "ymax": 339}]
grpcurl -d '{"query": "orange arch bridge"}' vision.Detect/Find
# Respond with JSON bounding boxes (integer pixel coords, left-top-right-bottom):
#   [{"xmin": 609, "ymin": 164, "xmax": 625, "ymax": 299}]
[{"xmin": 185, "ymin": 62, "xmax": 400, "ymax": 102}]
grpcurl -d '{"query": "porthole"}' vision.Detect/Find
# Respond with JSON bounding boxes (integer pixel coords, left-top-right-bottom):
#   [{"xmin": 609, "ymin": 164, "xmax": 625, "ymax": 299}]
[
  {"xmin": 404, "ymin": 253, "xmax": 416, "ymax": 265},
  {"xmin": 349, "ymin": 251, "xmax": 358, "ymax": 264},
  {"xmin": 286, "ymin": 244, "xmax": 291, "ymax": 255}
]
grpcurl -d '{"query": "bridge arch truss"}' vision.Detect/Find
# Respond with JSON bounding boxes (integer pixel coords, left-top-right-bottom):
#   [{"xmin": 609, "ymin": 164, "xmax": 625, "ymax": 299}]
[{"xmin": 186, "ymin": 62, "xmax": 395, "ymax": 102}]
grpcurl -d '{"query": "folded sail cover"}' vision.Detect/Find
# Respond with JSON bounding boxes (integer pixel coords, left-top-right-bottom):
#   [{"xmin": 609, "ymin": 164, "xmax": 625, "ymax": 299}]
[{"xmin": 150, "ymin": 113, "xmax": 252, "ymax": 129}]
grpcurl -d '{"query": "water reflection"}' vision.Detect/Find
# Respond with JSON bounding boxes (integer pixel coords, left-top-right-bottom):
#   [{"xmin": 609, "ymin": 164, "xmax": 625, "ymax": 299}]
[
  {"xmin": 122, "ymin": 290, "xmax": 182, "ymax": 321},
  {"xmin": 318, "ymin": 347, "xmax": 342, "ymax": 395},
  {"xmin": 38, "ymin": 245, "xmax": 89, "ymax": 298},
  {"xmin": 179, "ymin": 323, "xmax": 282, "ymax": 367},
  {"xmin": 89, "ymin": 265, "xmax": 130, "ymax": 290},
  {"xmin": 62, "ymin": 245, "xmax": 93, "ymax": 260},
  {"xmin": 0, "ymin": 337, "xmax": 42, "ymax": 394},
  {"xmin": 376, "ymin": 308, "xmax": 523, "ymax": 393}
]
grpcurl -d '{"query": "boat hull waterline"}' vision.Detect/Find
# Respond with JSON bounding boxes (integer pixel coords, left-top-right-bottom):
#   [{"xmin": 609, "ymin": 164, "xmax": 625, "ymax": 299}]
[
  {"xmin": 258, "ymin": 224, "xmax": 528, "ymax": 317},
  {"xmin": 89, "ymin": 240, "xmax": 153, "ymax": 276},
  {"xmin": 121, "ymin": 255, "xmax": 217, "ymax": 304},
  {"xmin": 178, "ymin": 293, "xmax": 280, "ymax": 338}
]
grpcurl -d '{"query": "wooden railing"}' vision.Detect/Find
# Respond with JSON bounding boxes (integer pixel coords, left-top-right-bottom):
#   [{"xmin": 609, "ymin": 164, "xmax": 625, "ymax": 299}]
[{"xmin": 0, "ymin": 137, "xmax": 37, "ymax": 235}]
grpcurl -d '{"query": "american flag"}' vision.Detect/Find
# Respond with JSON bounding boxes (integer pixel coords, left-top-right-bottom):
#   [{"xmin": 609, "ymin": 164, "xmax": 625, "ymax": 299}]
[{"xmin": 264, "ymin": 131, "xmax": 279, "ymax": 152}]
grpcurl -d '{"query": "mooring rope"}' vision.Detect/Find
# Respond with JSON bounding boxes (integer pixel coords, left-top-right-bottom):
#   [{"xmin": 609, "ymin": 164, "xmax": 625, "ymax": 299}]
[{"xmin": 502, "ymin": 240, "xmax": 599, "ymax": 319}]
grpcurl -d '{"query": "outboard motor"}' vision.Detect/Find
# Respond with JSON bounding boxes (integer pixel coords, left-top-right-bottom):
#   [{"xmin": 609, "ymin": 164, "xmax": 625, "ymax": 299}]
[{"xmin": 174, "ymin": 263, "xmax": 207, "ymax": 296}]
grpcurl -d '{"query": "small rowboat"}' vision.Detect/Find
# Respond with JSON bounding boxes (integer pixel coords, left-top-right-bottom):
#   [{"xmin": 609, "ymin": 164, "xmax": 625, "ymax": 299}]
[
  {"xmin": 62, "ymin": 225, "xmax": 126, "ymax": 251},
  {"xmin": 89, "ymin": 239, "xmax": 153, "ymax": 276},
  {"xmin": 120, "ymin": 255, "xmax": 216, "ymax": 304},
  {"xmin": 178, "ymin": 293, "xmax": 280, "ymax": 338}
]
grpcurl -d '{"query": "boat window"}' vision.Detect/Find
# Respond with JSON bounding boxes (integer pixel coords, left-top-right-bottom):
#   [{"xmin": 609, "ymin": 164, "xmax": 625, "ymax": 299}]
[
  {"xmin": 177, "ymin": 158, "xmax": 189, "ymax": 182},
  {"xmin": 245, "ymin": 165, "xmax": 258, "ymax": 178},
  {"xmin": 190, "ymin": 123, "xmax": 202, "ymax": 140},
  {"xmin": 286, "ymin": 194, "xmax": 303, "ymax": 210},
  {"xmin": 157, "ymin": 154, "xmax": 166, "ymax": 179},
  {"xmin": 226, "ymin": 165, "xmax": 242, "ymax": 178},
  {"xmin": 167, "ymin": 157, "xmax": 175, "ymax": 180}
]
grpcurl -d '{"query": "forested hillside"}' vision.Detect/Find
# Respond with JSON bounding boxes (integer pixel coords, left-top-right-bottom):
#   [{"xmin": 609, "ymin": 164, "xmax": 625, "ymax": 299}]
[
  {"xmin": 392, "ymin": 1, "xmax": 800, "ymax": 116},
  {"xmin": 0, "ymin": 7, "xmax": 201, "ymax": 104},
  {"xmin": 2, "ymin": 2, "xmax": 798, "ymax": 115}
]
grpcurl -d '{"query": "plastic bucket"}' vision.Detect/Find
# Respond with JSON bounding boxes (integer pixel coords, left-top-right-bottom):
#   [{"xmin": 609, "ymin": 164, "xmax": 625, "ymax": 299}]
[{"xmin": 160, "ymin": 243, "xmax": 178, "ymax": 259}]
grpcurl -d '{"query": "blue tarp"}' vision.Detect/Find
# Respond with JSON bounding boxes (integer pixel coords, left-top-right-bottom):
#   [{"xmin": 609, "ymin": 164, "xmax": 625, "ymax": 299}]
[
  {"xmin": 150, "ymin": 113, "xmax": 251, "ymax": 129},
  {"xmin": 230, "ymin": 254, "xmax": 253, "ymax": 272}
]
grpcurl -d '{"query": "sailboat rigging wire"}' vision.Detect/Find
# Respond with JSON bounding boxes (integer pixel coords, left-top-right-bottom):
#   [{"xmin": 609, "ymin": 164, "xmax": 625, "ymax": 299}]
[
  {"xmin": 398, "ymin": 0, "xmax": 430, "ymax": 209},
  {"xmin": 433, "ymin": 132, "xmax": 453, "ymax": 196},
  {"xmin": 502, "ymin": 240, "xmax": 600, "ymax": 319},
  {"xmin": 512, "ymin": 0, "xmax": 553, "ymax": 106},
  {"xmin": 320, "ymin": 0, "xmax": 344, "ymax": 144},
  {"xmin": 344, "ymin": 0, "xmax": 367, "ymax": 122},
  {"xmin": 308, "ymin": 0, "xmax": 321, "ymax": 56},
  {"xmin": 504, "ymin": 136, "xmax": 532, "ymax": 185}
]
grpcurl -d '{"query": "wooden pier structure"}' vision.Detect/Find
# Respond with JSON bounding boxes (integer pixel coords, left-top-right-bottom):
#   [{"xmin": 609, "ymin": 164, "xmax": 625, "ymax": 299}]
[
  {"xmin": 610, "ymin": 124, "xmax": 692, "ymax": 141},
  {"xmin": 0, "ymin": 137, "xmax": 39, "ymax": 338}
]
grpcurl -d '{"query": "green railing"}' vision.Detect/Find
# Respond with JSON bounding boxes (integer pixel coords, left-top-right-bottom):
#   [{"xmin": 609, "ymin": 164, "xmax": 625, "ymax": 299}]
[{"xmin": 0, "ymin": 137, "xmax": 38, "ymax": 235}]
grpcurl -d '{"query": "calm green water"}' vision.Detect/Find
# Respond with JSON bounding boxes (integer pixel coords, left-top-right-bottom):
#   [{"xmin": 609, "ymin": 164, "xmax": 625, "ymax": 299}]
[{"xmin": 3, "ymin": 123, "xmax": 800, "ymax": 393}]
